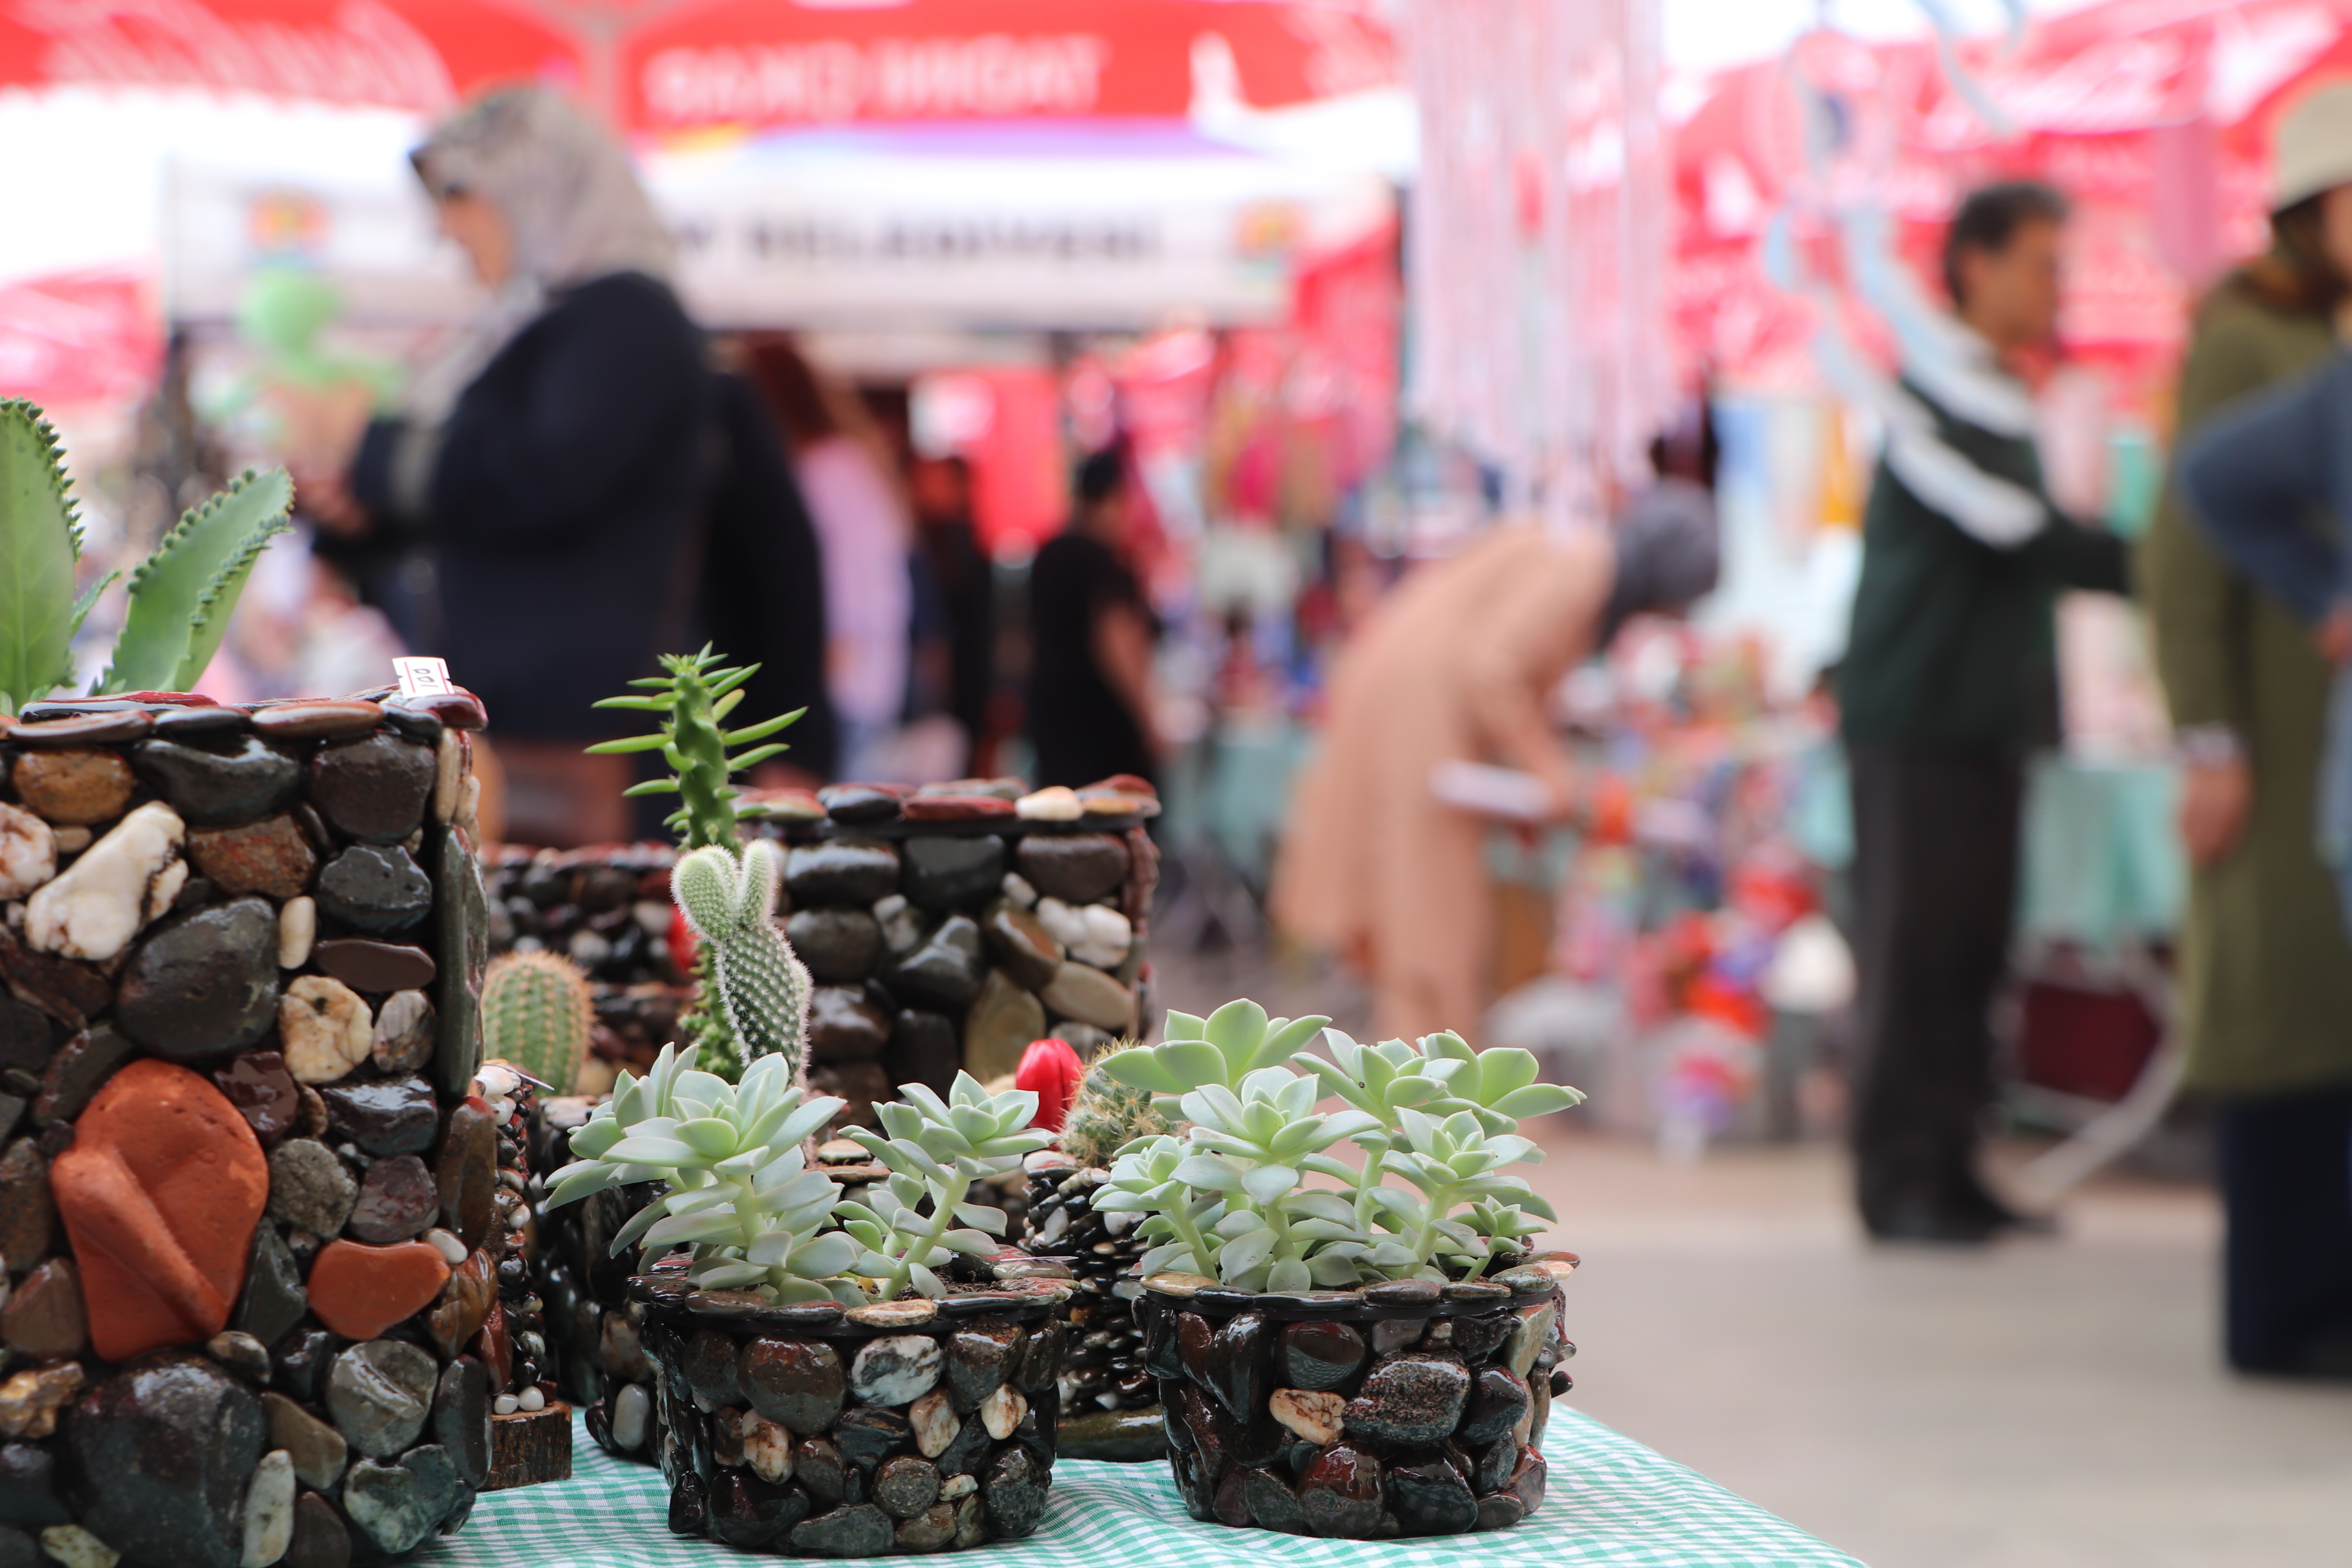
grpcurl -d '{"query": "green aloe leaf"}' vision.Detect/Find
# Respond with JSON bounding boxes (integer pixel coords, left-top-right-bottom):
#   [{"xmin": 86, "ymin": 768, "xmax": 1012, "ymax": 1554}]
[
  {"xmin": 99, "ymin": 467, "xmax": 293, "ymax": 694},
  {"xmin": 0, "ymin": 401, "xmax": 87, "ymax": 713}
]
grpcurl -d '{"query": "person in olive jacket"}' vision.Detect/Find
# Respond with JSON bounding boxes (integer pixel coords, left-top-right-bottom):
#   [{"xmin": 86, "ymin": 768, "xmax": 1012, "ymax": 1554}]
[
  {"xmin": 2142, "ymin": 82, "xmax": 2352, "ymax": 1378},
  {"xmin": 1839, "ymin": 182, "xmax": 2131, "ymax": 1244}
]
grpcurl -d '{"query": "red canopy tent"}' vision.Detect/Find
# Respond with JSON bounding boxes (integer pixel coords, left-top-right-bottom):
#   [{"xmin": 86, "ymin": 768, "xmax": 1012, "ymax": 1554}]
[{"xmin": 1670, "ymin": 0, "xmax": 2352, "ymax": 394}]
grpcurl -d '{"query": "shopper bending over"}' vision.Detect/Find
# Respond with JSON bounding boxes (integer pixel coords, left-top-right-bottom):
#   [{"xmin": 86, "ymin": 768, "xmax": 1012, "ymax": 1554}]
[{"xmin": 1839, "ymin": 181, "xmax": 2130, "ymax": 1244}]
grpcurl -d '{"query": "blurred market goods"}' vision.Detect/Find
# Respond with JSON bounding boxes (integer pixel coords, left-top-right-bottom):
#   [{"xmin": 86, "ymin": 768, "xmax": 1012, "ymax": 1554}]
[{"xmin": 0, "ymin": 397, "xmax": 292, "ymax": 714}]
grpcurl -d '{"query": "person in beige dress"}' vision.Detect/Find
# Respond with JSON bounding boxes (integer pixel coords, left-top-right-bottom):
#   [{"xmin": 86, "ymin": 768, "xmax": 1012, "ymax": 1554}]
[{"xmin": 1275, "ymin": 488, "xmax": 1719, "ymax": 1042}]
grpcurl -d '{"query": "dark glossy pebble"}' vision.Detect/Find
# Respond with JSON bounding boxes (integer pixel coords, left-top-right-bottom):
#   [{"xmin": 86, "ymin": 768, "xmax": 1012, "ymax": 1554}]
[
  {"xmin": 214, "ymin": 1049, "xmax": 300, "ymax": 1143},
  {"xmin": 18, "ymin": 699, "xmax": 145, "ymax": 720},
  {"xmin": 1360, "ymin": 1278, "xmax": 1442, "ymax": 1307},
  {"xmin": 1343, "ymin": 1354, "xmax": 1471, "ymax": 1447},
  {"xmin": 389, "ymin": 690, "xmax": 487, "ymax": 731},
  {"xmin": 1192, "ymin": 1286, "xmax": 1259, "ymax": 1311},
  {"xmin": 886, "ymin": 915, "xmax": 985, "ymax": 1012},
  {"xmin": 250, "ymin": 699, "xmax": 384, "ymax": 739},
  {"xmin": 983, "ymin": 1447, "xmax": 1049, "ymax": 1537},
  {"xmin": 1457, "ymin": 1366, "xmax": 1531, "ymax": 1447},
  {"xmin": 900, "ymin": 836, "xmax": 1005, "ymax": 911},
  {"xmin": 1297, "ymin": 1443, "xmax": 1385, "ymax": 1539},
  {"xmin": 681, "ymin": 1328, "xmax": 744, "ymax": 1410},
  {"xmin": 313, "ymin": 938, "xmax": 437, "ymax": 993},
  {"xmin": 132, "ymin": 735, "xmax": 302, "ymax": 826},
  {"xmin": 318, "ymin": 1075, "xmax": 438, "ymax": 1155},
  {"xmin": 790, "ymin": 1502, "xmax": 895, "ymax": 1556},
  {"xmin": 1280, "ymin": 1319, "xmax": 1366, "ymax": 1391},
  {"xmin": 315, "ymin": 843, "xmax": 433, "ymax": 935},
  {"xmin": 807, "ymin": 985, "xmax": 892, "ymax": 1064},
  {"xmin": 1443, "ymin": 1281, "xmax": 1510, "ymax": 1305},
  {"xmin": 818, "ymin": 784, "xmax": 902, "ymax": 825},
  {"xmin": 1449, "ymin": 1311, "xmax": 1515, "ymax": 1361},
  {"xmin": 936, "ymin": 1292, "xmax": 1021, "ymax": 1318},
  {"xmin": 1199, "ymin": 1312, "xmax": 1271, "ymax": 1421},
  {"xmin": 378, "ymin": 706, "xmax": 442, "ymax": 743},
  {"xmin": 768, "ymin": 1302, "xmax": 846, "ymax": 1330},
  {"xmin": 308, "ymin": 731, "xmax": 436, "ymax": 842},
  {"xmin": 668, "ymin": 1472, "xmax": 709, "ymax": 1536},
  {"xmin": 114, "ymin": 898, "xmax": 280, "ymax": 1059},
  {"xmin": 832, "ymin": 1406, "xmax": 910, "ymax": 1471},
  {"xmin": 11, "ymin": 710, "xmax": 151, "ymax": 746},
  {"xmin": 709, "ymin": 1470, "xmax": 809, "ymax": 1550},
  {"xmin": 1389, "ymin": 1452, "xmax": 1478, "ymax": 1535},
  {"xmin": 1011, "ymin": 833, "xmax": 1130, "ymax": 904},
  {"xmin": 785, "ymin": 839, "xmax": 900, "ymax": 906},
  {"xmin": 1493, "ymin": 1265, "xmax": 1557, "ymax": 1298},
  {"xmin": 786, "ymin": 909, "xmax": 881, "ymax": 983},
  {"xmin": 151, "ymin": 704, "xmax": 250, "ymax": 739}
]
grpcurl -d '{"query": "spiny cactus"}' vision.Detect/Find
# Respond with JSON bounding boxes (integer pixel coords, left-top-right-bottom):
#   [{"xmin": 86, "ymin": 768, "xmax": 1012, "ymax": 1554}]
[
  {"xmin": 482, "ymin": 950, "xmax": 594, "ymax": 1093},
  {"xmin": 0, "ymin": 397, "xmax": 292, "ymax": 714},
  {"xmin": 1062, "ymin": 1038, "xmax": 1176, "ymax": 1170},
  {"xmin": 588, "ymin": 646, "xmax": 802, "ymax": 851},
  {"xmin": 673, "ymin": 840, "xmax": 811, "ymax": 1082},
  {"xmin": 590, "ymin": 646, "xmax": 805, "ymax": 1069}
]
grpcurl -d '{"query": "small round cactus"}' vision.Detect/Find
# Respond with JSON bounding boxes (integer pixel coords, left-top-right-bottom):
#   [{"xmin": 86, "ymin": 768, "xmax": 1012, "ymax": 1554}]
[
  {"xmin": 481, "ymin": 950, "xmax": 594, "ymax": 1094},
  {"xmin": 1061, "ymin": 1038, "xmax": 1174, "ymax": 1171}
]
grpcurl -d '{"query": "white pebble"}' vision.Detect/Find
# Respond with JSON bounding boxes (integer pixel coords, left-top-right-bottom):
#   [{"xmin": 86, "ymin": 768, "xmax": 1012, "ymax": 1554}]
[
  {"xmin": 425, "ymin": 1229, "xmax": 468, "ymax": 1266},
  {"xmin": 24, "ymin": 801, "xmax": 184, "ymax": 961},
  {"xmin": 454, "ymin": 773, "xmax": 482, "ymax": 835},
  {"xmin": 633, "ymin": 900, "xmax": 673, "ymax": 935},
  {"xmin": 568, "ymin": 929, "xmax": 612, "ymax": 969},
  {"xmin": 517, "ymin": 1386, "xmax": 545, "ymax": 1413},
  {"xmin": 475, "ymin": 1063, "xmax": 521, "ymax": 1099},
  {"xmin": 1015, "ymin": 786, "xmax": 1083, "ymax": 821},
  {"xmin": 494, "ymin": 1394, "xmax": 521, "ymax": 1417},
  {"xmin": 980, "ymin": 1384, "xmax": 1028, "ymax": 1441},
  {"xmin": 0, "ymin": 804, "xmax": 56, "ymax": 899},
  {"xmin": 278, "ymin": 897, "xmax": 315, "ymax": 969},
  {"xmin": 741, "ymin": 1411, "xmax": 795, "ymax": 1483},
  {"xmin": 279, "ymin": 976, "xmax": 373, "ymax": 1084},
  {"xmin": 39, "ymin": 1524, "xmax": 118, "ymax": 1568},
  {"xmin": 610, "ymin": 1381, "xmax": 651, "ymax": 1451},
  {"xmin": 239, "ymin": 1449, "xmax": 294, "ymax": 1568},
  {"xmin": 1000, "ymin": 872, "xmax": 1038, "ymax": 908},
  {"xmin": 938, "ymin": 1473, "xmax": 976, "ymax": 1501}
]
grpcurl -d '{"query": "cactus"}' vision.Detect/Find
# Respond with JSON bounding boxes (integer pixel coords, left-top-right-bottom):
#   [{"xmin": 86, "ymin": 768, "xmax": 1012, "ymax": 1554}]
[
  {"xmin": 482, "ymin": 950, "xmax": 594, "ymax": 1093},
  {"xmin": 673, "ymin": 840, "xmax": 811, "ymax": 1082},
  {"xmin": 1061, "ymin": 1038, "xmax": 1175, "ymax": 1170},
  {"xmin": 0, "ymin": 397, "xmax": 292, "ymax": 714},
  {"xmin": 587, "ymin": 646, "xmax": 802, "ymax": 851}
]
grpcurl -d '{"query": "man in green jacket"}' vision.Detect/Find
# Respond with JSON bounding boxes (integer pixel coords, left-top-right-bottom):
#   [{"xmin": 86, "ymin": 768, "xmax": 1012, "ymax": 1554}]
[{"xmin": 1841, "ymin": 182, "xmax": 2131, "ymax": 1243}]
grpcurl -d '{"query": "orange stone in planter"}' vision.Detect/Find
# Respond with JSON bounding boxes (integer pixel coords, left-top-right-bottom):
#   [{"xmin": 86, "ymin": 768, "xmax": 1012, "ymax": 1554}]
[
  {"xmin": 50, "ymin": 1058, "xmax": 268, "ymax": 1361},
  {"xmin": 307, "ymin": 1239, "xmax": 451, "ymax": 1340}
]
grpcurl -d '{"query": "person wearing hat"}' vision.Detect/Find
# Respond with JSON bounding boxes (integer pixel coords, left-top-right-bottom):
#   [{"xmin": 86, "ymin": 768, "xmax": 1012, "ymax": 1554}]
[{"xmin": 2143, "ymin": 80, "xmax": 2352, "ymax": 1377}]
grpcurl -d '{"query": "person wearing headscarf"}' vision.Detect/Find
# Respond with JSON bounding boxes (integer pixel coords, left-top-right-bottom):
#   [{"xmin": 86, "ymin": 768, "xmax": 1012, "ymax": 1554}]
[
  {"xmin": 292, "ymin": 85, "xmax": 712, "ymax": 844},
  {"xmin": 2145, "ymin": 81, "xmax": 2352, "ymax": 1377},
  {"xmin": 1272, "ymin": 458, "xmax": 1720, "ymax": 1046},
  {"xmin": 1838, "ymin": 183, "xmax": 2130, "ymax": 1245}
]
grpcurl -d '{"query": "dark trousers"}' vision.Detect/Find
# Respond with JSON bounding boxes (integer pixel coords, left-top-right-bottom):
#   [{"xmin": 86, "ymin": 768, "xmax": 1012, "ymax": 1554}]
[
  {"xmin": 2214, "ymin": 1085, "xmax": 2352, "ymax": 1375},
  {"xmin": 1846, "ymin": 746, "xmax": 2022, "ymax": 1222}
]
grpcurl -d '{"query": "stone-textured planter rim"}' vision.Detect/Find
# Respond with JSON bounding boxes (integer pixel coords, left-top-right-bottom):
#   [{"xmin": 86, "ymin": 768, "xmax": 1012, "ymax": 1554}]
[{"xmin": 1135, "ymin": 1254, "xmax": 1576, "ymax": 1321}]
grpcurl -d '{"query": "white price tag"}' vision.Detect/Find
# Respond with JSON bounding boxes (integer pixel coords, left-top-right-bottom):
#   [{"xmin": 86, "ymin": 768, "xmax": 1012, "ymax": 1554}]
[{"xmin": 393, "ymin": 657, "xmax": 454, "ymax": 698}]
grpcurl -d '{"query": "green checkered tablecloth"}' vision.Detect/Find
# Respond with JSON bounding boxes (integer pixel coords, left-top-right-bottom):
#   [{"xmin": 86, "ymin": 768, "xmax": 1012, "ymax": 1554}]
[{"xmin": 414, "ymin": 1414, "xmax": 1863, "ymax": 1568}]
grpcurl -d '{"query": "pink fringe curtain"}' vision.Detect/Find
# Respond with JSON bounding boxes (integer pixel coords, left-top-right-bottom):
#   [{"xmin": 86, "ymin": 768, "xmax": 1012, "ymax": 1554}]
[{"xmin": 1404, "ymin": 0, "xmax": 1671, "ymax": 529}]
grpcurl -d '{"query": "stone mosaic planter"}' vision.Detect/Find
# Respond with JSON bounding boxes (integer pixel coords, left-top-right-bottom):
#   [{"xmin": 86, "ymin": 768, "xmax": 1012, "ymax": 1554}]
[
  {"xmin": 1016, "ymin": 1155, "xmax": 1163, "ymax": 1462},
  {"xmin": 1135, "ymin": 1256, "xmax": 1578, "ymax": 1538},
  {"xmin": 633, "ymin": 1271, "xmax": 1069, "ymax": 1555},
  {"xmin": 0, "ymin": 687, "xmax": 508, "ymax": 1567}
]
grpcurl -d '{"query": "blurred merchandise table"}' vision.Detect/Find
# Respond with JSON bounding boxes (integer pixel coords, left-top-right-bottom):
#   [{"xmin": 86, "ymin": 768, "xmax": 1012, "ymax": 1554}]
[{"xmin": 426, "ymin": 1414, "xmax": 1863, "ymax": 1567}]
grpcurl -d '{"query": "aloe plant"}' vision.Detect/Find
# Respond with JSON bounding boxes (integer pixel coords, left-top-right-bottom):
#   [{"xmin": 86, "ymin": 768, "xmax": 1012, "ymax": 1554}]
[
  {"xmin": 1093, "ymin": 999, "xmax": 1584, "ymax": 1290},
  {"xmin": 0, "ymin": 398, "xmax": 292, "ymax": 715},
  {"xmin": 547, "ymin": 1045, "xmax": 1050, "ymax": 1304}
]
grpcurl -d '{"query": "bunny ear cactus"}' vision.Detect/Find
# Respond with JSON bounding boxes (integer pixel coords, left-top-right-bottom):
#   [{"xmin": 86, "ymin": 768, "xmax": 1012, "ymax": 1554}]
[
  {"xmin": 672, "ymin": 840, "xmax": 811, "ymax": 1082},
  {"xmin": 837, "ymin": 1073, "xmax": 1056, "ymax": 1299},
  {"xmin": 1094, "ymin": 998, "xmax": 1584, "ymax": 1292},
  {"xmin": 0, "ymin": 398, "xmax": 294, "ymax": 715}
]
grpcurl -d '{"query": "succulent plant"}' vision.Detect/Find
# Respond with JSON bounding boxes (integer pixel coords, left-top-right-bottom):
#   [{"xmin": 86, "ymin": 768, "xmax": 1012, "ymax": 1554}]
[
  {"xmin": 1059, "ymin": 1038, "xmax": 1174, "ymax": 1171},
  {"xmin": 0, "ymin": 397, "xmax": 293, "ymax": 715},
  {"xmin": 838, "ymin": 1076, "xmax": 1057, "ymax": 1299},
  {"xmin": 671, "ymin": 841, "xmax": 811, "ymax": 1081},
  {"xmin": 482, "ymin": 950, "xmax": 594, "ymax": 1093},
  {"xmin": 587, "ymin": 646, "xmax": 801, "ymax": 851},
  {"xmin": 1093, "ymin": 999, "xmax": 1584, "ymax": 1291},
  {"xmin": 588, "ymin": 646, "xmax": 804, "ymax": 1070},
  {"xmin": 548, "ymin": 1046, "xmax": 1051, "ymax": 1304}
]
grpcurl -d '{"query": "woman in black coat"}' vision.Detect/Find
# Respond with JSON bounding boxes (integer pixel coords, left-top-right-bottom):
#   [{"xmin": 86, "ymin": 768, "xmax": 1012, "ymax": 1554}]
[{"xmin": 297, "ymin": 87, "xmax": 716, "ymax": 844}]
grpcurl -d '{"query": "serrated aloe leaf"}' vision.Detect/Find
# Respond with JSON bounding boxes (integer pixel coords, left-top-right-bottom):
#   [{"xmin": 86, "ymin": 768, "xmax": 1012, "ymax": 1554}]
[
  {"xmin": 0, "ymin": 400, "xmax": 85, "ymax": 713},
  {"xmin": 99, "ymin": 467, "xmax": 292, "ymax": 694}
]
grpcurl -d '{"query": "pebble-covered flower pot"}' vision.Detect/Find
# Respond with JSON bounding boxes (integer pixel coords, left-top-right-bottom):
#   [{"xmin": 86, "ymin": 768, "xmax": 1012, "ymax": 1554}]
[
  {"xmin": 1017, "ymin": 1154, "xmax": 1163, "ymax": 1461},
  {"xmin": 0, "ymin": 688, "xmax": 507, "ymax": 1567},
  {"xmin": 632, "ymin": 1272, "xmax": 1070, "ymax": 1555},
  {"xmin": 1135, "ymin": 1256, "xmax": 1578, "ymax": 1538}
]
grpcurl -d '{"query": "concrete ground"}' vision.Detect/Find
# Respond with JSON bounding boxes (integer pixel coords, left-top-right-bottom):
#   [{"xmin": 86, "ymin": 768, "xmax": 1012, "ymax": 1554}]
[{"xmin": 1152, "ymin": 947, "xmax": 2352, "ymax": 1568}]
